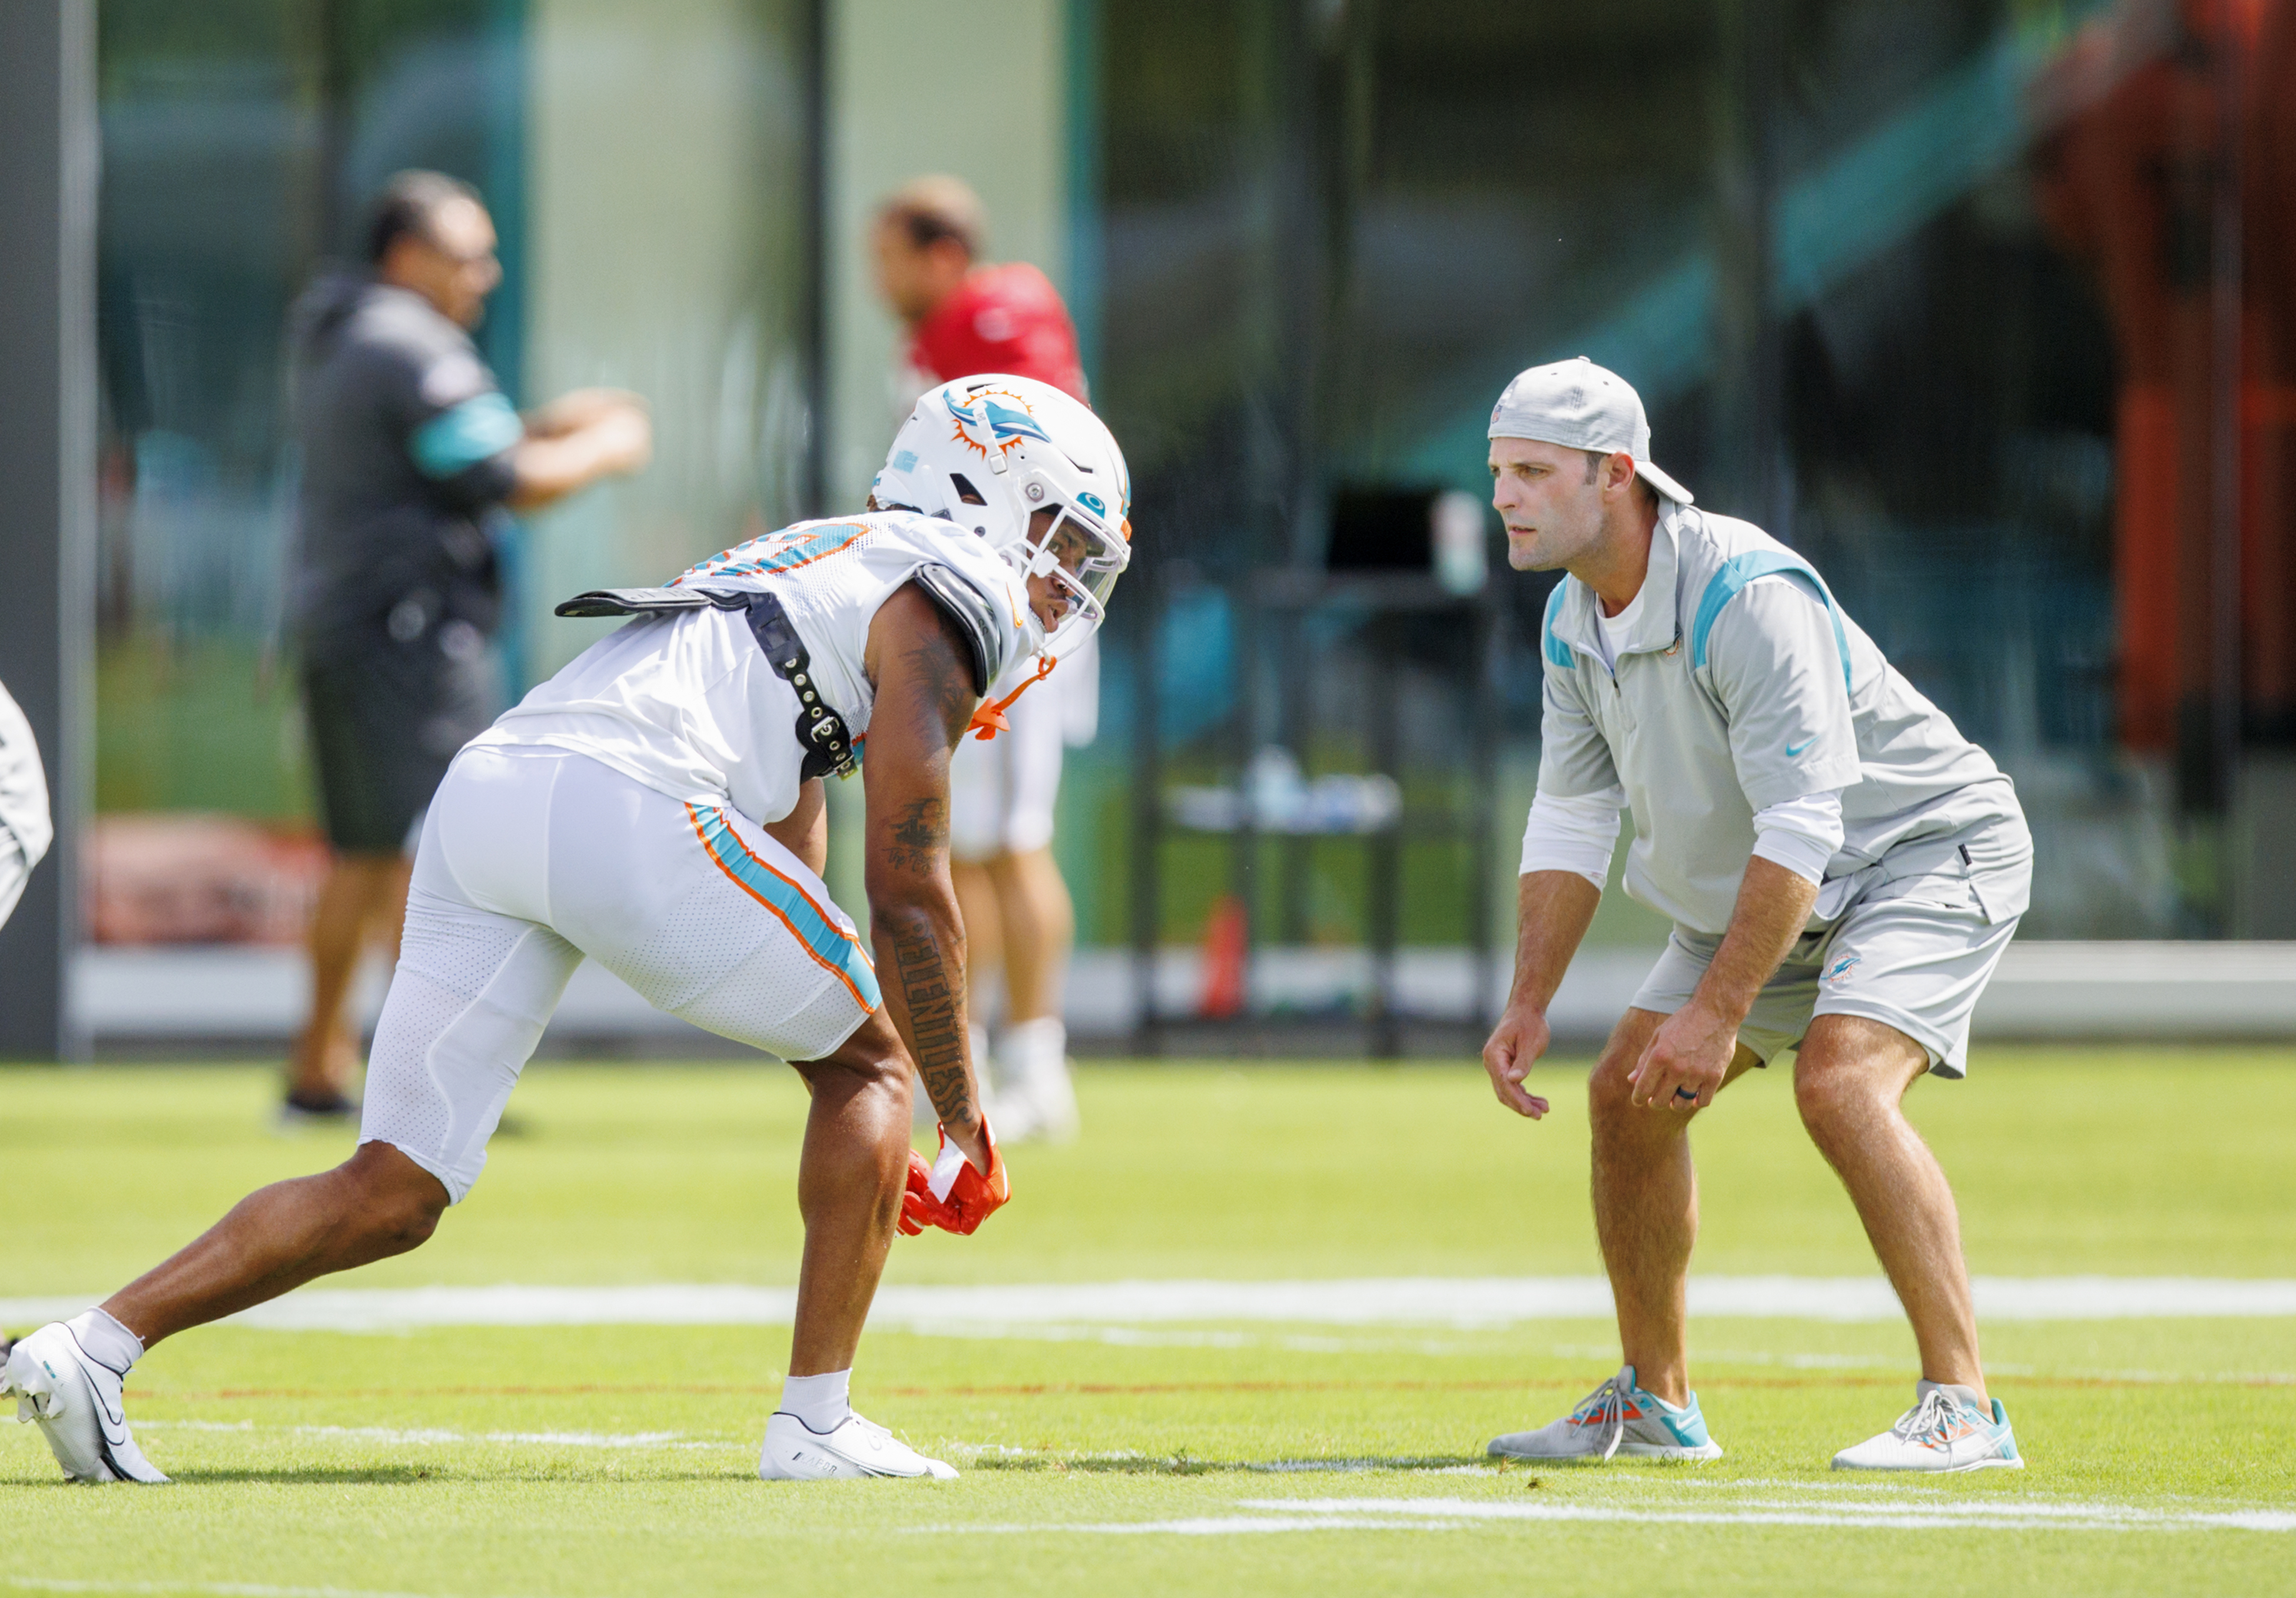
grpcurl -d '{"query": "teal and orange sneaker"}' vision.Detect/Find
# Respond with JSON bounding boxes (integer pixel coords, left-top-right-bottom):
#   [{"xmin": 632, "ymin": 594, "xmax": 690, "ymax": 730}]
[
  {"xmin": 1487, "ymin": 1365, "xmax": 1723, "ymax": 1464},
  {"xmin": 1832, "ymin": 1380, "xmax": 2023, "ymax": 1472}
]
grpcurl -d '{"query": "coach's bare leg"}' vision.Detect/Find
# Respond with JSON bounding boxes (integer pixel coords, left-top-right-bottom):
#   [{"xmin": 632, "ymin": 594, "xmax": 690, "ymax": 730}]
[
  {"xmin": 785, "ymin": 1010, "xmax": 915, "ymax": 1376},
  {"xmin": 984, "ymin": 846, "xmax": 1073, "ymax": 1022},
  {"xmin": 1588, "ymin": 1008, "xmax": 1760, "ymax": 1407},
  {"xmin": 100, "ymin": 1142, "xmax": 448, "ymax": 1347},
  {"xmin": 1794, "ymin": 1014, "xmax": 1986, "ymax": 1401},
  {"xmin": 289, "ymin": 852, "xmax": 412, "ymax": 1099}
]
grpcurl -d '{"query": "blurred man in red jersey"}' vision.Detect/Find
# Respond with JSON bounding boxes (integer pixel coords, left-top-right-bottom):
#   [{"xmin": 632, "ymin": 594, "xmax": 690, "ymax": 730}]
[
  {"xmin": 872, "ymin": 175, "xmax": 1097, "ymax": 1141},
  {"xmin": 875, "ymin": 175, "xmax": 1089, "ymax": 412}
]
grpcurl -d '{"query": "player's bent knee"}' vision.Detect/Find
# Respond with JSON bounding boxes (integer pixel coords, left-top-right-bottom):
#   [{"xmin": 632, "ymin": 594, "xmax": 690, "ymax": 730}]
[
  {"xmin": 795, "ymin": 1013, "xmax": 914, "ymax": 1104},
  {"xmin": 337, "ymin": 1142, "xmax": 450, "ymax": 1257}
]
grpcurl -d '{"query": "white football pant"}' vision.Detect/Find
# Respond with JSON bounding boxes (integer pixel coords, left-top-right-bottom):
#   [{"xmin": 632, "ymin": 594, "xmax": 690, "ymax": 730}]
[
  {"xmin": 360, "ymin": 745, "xmax": 878, "ymax": 1202},
  {"xmin": 948, "ymin": 669, "xmax": 1070, "ymax": 861}
]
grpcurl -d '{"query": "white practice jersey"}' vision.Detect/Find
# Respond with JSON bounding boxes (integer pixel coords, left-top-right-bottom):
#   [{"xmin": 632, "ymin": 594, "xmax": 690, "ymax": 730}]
[{"xmin": 472, "ymin": 510, "xmax": 1033, "ymax": 828}]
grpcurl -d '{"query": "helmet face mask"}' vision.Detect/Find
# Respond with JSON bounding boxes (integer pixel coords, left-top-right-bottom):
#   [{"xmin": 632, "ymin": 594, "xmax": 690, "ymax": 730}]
[
  {"xmin": 872, "ymin": 374, "xmax": 1131, "ymax": 658},
  {"xmin": 1020, "ymin": 504, "xmax": 1126, "ymax": 657}
]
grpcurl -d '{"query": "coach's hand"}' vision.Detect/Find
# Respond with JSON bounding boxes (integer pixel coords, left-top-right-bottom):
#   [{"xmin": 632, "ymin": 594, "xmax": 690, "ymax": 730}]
[
  {"xmin": 1482, "ymin": 1002, "xmax": 1553, "ymax": 1120},
  {"xmin": 1628, "ymin": 999, "xmax": 1738, "ymax": 1111},
  {"xmin": 898, "ymin": 1119, "xmax": 1010, "ymax": 1237}
]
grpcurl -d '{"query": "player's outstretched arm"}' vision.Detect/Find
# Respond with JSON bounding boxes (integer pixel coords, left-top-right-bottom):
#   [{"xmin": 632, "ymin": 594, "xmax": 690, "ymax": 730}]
[
  {"xmin": 861, "ymin": 584, "xmax": 990, "ymax": 1172},
  {"xmin": 1484, "ymin": 869, "xmax": 1601, "ymax": 1119}
]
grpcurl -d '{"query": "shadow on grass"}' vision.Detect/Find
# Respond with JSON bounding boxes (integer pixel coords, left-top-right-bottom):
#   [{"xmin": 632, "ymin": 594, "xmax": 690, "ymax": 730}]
[
  {"xmin": 973, "ymin": 1452, "xmax": 1492, "ymax": 1477},
  {"xmin": 164, "ymin": 1464, "xmax": 747, "ymax": 1486},
  {"xmin": 165, "ymin": 1465, "xmax": 440, "ymax": 1485}
]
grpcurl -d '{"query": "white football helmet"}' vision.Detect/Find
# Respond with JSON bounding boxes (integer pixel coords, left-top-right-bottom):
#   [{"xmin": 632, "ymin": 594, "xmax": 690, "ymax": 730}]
[{"xmin": 871, "ymin": 374, "xmax": 1132, "ymax": 659}]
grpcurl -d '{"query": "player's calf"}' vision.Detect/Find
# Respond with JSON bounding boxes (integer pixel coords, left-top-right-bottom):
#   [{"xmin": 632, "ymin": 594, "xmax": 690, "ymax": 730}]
[{"xmin": 103, "ymin": 1143, "xmax": 449, "ymax": 1350}]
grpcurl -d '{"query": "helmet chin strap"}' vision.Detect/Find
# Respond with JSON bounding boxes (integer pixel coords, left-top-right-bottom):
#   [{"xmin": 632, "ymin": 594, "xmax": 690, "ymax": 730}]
[{"xmin": 967, "ymin": 650, "xmax": 1057, "ymax": 741}]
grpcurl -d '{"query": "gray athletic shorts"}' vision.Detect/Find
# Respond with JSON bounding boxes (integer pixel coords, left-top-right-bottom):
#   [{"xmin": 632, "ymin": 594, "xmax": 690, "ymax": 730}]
[{"xmin": 1630, "ymin": 819, "xmax": 2031, "ymax": 1078}]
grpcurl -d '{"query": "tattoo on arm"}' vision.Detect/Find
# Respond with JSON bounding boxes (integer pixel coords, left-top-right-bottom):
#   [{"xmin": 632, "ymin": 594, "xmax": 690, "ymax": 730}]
[
  {"xmin": 883, "ymin": 796, "xmax": 946, "ymax": 878},
  {"xmin": 885, "ymin": 908, "xmax": 970, "ymax": 1124},
  {"xmin": 860, "ymin": 589, "xmax": 986, "ymax": 1125},
  {"xmin": 903, "ymin": 618, "xmax": 977, "ymax": 748}
]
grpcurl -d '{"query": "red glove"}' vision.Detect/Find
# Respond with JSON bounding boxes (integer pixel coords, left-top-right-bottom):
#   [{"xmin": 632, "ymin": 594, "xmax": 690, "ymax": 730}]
[{"xmin": 897, "ymin": 1121, "xmax": 1010, "ymax": 1237}]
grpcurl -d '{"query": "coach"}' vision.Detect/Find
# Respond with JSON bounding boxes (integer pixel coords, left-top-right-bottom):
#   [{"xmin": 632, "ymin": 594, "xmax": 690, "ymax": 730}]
[
  {"xmin": 283, "ymin": 171, "xmax": 651, "ymax": 1124},
  {"xmin": 1479, "ymin": 358, "xmax": 2033, "ymax": 1473}
]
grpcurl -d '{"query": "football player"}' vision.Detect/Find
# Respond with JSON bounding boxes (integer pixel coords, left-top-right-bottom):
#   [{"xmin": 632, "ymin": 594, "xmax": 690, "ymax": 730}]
[
  {"xmin": 872, "ymin": 175, "xmax": 1099, "ymax": 1141},
  {"xmin": 3, "ymin": 374, "xmax": 1129, "ymax": 1486}
]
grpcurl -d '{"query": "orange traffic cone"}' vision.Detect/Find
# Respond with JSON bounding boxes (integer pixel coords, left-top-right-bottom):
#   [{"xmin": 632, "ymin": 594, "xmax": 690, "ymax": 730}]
[{"xmin": 1199, "ymin": 893, "xmax": 1247, "ymax": 1019}]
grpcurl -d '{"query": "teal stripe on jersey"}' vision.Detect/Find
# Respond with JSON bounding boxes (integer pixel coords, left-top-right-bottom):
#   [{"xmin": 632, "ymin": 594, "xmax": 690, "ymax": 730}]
[
  {"xmin": 1690, "ymin": 550, "xmax": 1854, "ymax": 695},
  {"xmin": 1541, "ymin": 582, "xmax": 1576, "ymax": 669},
  {"xmin": 680, "ymin": 522, "xmax": 871, "ymax": 583},
  {"xmin": 410, "ymin": 391, "xmax": 524, "ymax": 479},
  {"xmin": 689, "ymin": 805, "xmax": 880, "ymax": 1011}
]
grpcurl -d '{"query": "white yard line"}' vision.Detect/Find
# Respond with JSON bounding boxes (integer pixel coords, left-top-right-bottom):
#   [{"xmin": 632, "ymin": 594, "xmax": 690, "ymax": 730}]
[
  {"xmin": 919, "ymin": 1492, "xmax": 2296, "ymax": 1537},
  {"xmin": 9, "ymin": 1276, "xmax": 2296, "ymax": 1333},
  {"xmin": 1256, "ymin": 1496, "xmax": 2296, "ymax": 1532}
]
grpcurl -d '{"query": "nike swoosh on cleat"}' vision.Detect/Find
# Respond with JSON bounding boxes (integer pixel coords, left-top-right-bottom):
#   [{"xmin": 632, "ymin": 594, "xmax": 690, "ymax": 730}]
[{"xmin": 63, "ymin": 1330, "xmax": 130, "ymax": 1429}]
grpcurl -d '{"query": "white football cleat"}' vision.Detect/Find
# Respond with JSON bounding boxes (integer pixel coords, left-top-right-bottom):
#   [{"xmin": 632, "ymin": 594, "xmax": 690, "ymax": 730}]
[
  {"xmin": 2, "ymin": 1322, "xmax": 169, "ymax": 1484},
  {"xmin": 1487, "ymin": 1366, "xmax": 1723, "ymax": 1464},
  {"xmin": 758, "ymin": 1410, "xmax": 957, "ymax": 1480},
  {"xmin": 1833, "ymin": 1381, "xmax": 2023, "ymax": 1472}
]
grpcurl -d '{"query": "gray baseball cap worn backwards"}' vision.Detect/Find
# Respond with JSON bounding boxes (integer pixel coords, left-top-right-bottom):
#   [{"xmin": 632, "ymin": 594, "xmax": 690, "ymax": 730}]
[{"xmin": 1488, "ymin": 356, "xmax": 1694, "ymax": 506}]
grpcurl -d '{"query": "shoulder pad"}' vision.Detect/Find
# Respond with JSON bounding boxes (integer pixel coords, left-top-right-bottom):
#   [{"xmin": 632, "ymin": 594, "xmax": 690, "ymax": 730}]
[
  {"xmin": 908, "ymin": 563, "xmax": 1003, "ymax": 696},
  {"xmin": 553, "ymin": 586, "xmax": 748, "ymax": 618}
]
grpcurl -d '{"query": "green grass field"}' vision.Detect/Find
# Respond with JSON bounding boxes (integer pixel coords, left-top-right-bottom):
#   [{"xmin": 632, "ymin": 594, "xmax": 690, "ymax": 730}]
[{"xmin": 4, "ymin": 1051, "xmax": 2293, "ymax": 1596}]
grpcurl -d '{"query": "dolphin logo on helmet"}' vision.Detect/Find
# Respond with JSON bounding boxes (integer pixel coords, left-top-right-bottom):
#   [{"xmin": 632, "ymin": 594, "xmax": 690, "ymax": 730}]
[
  {"xmin": 875, "ymin": 374, "xmax": 1134, "ymax": 664},
  {"xmin": 945, "ymin": 386, "xmax": 1054, "ymax": 463}
]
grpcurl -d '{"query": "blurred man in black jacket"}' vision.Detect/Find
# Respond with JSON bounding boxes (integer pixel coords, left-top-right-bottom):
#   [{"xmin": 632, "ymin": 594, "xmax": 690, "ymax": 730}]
[{"xmin": 285, "ymin": 171, "xmax": 651, "ymax": 1123}]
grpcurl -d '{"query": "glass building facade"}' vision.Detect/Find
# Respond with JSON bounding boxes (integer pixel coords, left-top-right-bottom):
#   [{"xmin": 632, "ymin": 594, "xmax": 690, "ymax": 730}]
[{"xmin": 88, "ymin": 0, "xmax": 2296, "ymax": 968}]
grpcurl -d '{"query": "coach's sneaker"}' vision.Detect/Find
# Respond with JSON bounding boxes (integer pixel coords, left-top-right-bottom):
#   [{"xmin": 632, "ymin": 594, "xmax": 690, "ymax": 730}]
[
  {"xmin": 1487, "ymin": 1366, "xmax": 1722, "ymax": 1464},
  {"xmin": 759, "ymin": 1410, "xmax": 958, "ymax": 1480},
  {"xmin": 1832, "ymin": 1380, "xmax": 2022, "ymax": 1473},
  {"xmin": 2, "ymin": 1319, "xmax": 168, "ymax": 1484}
]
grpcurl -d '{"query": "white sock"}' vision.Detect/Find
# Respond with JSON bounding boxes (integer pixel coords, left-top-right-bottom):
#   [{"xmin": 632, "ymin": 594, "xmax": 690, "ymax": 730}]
[
  {"xmin": 778, "ymin": 1369, "xmax": 852, "ymax": 1433},
  {"xmin": 66, "ymin": 1309, "xmax": 142, "ymax": 1376},
  {"xmin": 1001, "ymin": 1016, "xmax": 1067, "ymax": 1084}
]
